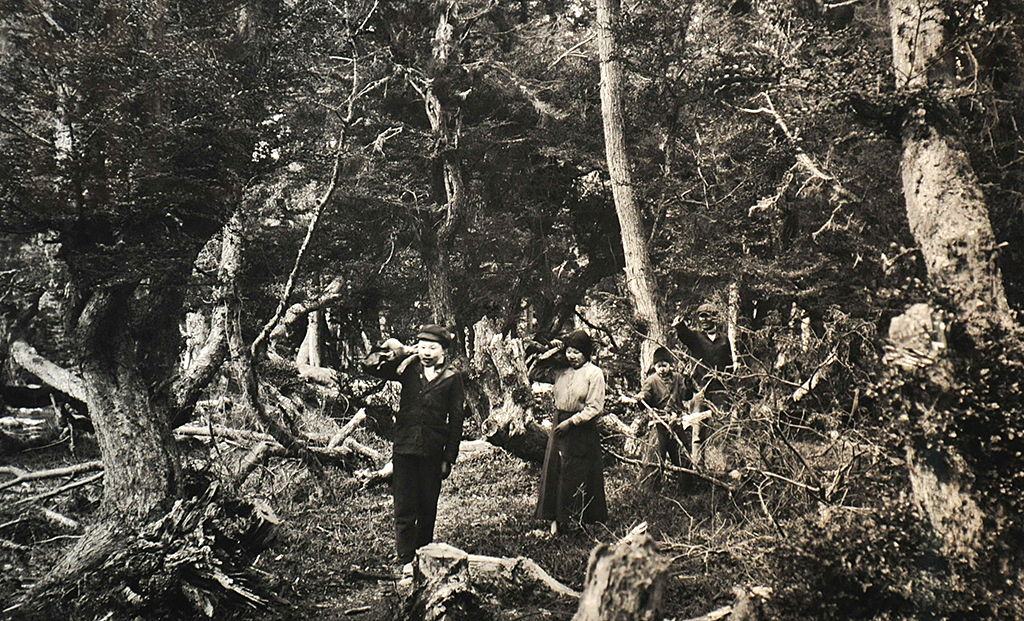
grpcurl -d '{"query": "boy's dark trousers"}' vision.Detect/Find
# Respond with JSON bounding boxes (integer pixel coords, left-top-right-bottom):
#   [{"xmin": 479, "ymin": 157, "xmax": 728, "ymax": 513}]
[{"xmin": 392, "ymin": 452, "xmax": 445, "ymax": 564}]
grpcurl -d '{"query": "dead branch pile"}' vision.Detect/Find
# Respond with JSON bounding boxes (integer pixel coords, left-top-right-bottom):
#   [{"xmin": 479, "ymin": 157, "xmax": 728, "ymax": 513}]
[
  {"xmin": 10, "ymin": 483, "xmax": 282, "ymax": 620},
  {"xmin": 175, "ymin": 408, "xmax": 382, "ymax": 488}
]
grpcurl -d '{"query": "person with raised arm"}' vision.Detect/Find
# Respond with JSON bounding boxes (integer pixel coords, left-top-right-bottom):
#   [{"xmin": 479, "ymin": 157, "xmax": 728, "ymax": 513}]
[
  {"xmin": 529, "ymin": 330, "xmax": 607, "ymax": 535},
  {"xmin": 363, "ymin": 324, "xmax": 465, "ymax": 574}
]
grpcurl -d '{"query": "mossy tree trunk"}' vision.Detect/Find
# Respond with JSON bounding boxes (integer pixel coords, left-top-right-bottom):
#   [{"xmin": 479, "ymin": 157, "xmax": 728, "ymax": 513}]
[
  {"xmin": 888, "ymin": 0, "xmax": 1020, "ymax": 566},
  {"xmin": 419, "ymin": 0, "xmax": 466, "ymax": 332},
  {"xmin": 889, "ymin": 0, "xmax": 1014, "ymax": 339}
]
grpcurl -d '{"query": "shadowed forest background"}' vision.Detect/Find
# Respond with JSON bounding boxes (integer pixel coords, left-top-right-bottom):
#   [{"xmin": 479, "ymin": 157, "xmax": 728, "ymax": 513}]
[{"xmin": 1, "ymin": 0, "xmax": 1024, "ymax": 619}]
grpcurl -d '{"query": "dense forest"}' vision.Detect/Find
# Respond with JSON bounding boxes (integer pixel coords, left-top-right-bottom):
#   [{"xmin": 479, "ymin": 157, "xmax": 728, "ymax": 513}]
[{"xmin": 1, "ymin": 0, "xmax": 1023, "ymax": 619}]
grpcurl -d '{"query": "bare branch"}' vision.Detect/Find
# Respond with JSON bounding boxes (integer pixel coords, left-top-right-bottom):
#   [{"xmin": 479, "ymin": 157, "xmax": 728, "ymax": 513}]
[
  {"xmin": 0, "ymin": 460, "xmax": 103, "ymax": 492},
  {"xmin": 604, "ymin": 446, "xmax": 737, "ymax": 492},
  {"xmin": 0, "ymin": 111, "xmax": 53, "ymax": 148},
  {"xmin": 547, "ymin": 34, "xmax": 596, "ymax": 70},
  {"xmin": 14, "ymin": 472, "xmax": 104, "ymax": 506},
  {"xmin": 251, "ymin": 131, "xmax": 346, "ymax": 358}
]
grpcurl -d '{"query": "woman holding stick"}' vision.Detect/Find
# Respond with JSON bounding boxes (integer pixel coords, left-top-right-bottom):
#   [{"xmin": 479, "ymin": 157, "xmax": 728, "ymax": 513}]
[{"xmin": 529, "ymin": 330, "xmax": 607, "ymax": 535}]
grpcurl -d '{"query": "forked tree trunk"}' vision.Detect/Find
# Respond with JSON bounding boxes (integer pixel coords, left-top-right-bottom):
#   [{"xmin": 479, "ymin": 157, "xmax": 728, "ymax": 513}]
[
  {"xmin": 594, "ymin": 0, "xmax": 667, "ymax": 371},
  {"xmin": 30, "ymin": 287, "xmax": 182, "ymax": 596},
  {"xmin": 80, "ymin": 292, "xmax": 180, "ymax": 522}
]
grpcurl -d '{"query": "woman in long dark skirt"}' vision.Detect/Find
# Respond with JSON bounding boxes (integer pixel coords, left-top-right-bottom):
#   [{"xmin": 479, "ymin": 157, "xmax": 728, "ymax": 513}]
[{"xmin": 529, "ymin": 330, "xmax": 607, "ymax": 535}]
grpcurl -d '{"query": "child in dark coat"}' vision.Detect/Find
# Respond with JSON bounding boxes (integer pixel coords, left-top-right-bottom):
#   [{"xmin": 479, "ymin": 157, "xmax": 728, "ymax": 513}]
[
  {"xmin": 363, "ymin": 324, "xmax": 465, "ymax": 568},
  {"xmin": 637, "ymin": 346, "xmax": 693, "ymax": 491}
]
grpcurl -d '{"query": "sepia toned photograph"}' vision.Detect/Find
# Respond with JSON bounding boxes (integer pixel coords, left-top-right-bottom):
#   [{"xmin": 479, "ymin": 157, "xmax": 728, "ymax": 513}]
[{"xmin": 1, "ymin": 0, "xmax": 1022, "ymax": 619}]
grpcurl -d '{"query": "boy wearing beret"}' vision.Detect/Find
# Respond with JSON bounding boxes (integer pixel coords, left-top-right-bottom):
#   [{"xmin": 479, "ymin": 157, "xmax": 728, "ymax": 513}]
[{"xmin": 364, "ymin": 324, "xmax": 465, "ymax": 571}]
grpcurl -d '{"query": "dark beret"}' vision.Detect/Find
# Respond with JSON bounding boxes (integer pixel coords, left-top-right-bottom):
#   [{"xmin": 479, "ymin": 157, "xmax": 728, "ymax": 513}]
[{"xmin": 416, "ymin": 324, "xmax": 452, "ymax": 348}]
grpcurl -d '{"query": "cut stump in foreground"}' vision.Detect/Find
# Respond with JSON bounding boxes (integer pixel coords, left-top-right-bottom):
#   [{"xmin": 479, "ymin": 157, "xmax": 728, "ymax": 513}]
[
  {"xmin": 573, "ymin": 524, "xmax": 670, "ymax": 621},
  {"xmin": 404, "ymin": 542, "xmax": 579, "ymax": 620}
]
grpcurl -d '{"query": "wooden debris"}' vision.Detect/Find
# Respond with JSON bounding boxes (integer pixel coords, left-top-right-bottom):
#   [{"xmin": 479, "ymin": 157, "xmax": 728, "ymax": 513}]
[
  {"xmin": 0, "ymin": 460, "xmax": 103, "ymax": 492},
  {"xmin": 466, "ymin": 551, "xmax": 579, "ymax": 599},
  {"xmin": 232, "ymin": 441, "xmax": 288, "ymax": 489},
  {"xmin": 37, "ymin": 507, "xmax": 82, "ymax": 531},
  {"xmin": 455, "ymin": 439, "xmax": 497, "ymax": 462},
  {"xmin": 404, "ymin": 543, "xmax": 486, "ymax": 621},
  {"xmin": 345, "ymin": 605, "xmax": 373, "ymax": 615},
  {"xmin": 0, "ymin": 407, "xmax": 63, "ymax": 450},
  {"xmin": 676, "ymin": 586, "xmax": 772, "ymax": 621},
  {"xmin": 339, "ymin": 437, "xmax": 383, "ymax": 462},
  {"xmin": 15, "ymin": 472, "xmax": 104, "ymax": 506},
  {"xmin": 327, "ymin": 409, "xmax": 368, "ymax": 450},
  {"xmin": 573, "ymin": 523, "xmax": 670, "ymax": 621},
  {"xmin": 9, "ymin": 341, "xmax": 90, "ymax": 404},
  {"xmin": 405, "ymin": 542, "xmax": 580, "ymax": 620},
  {"xmin": 356, "ymin": 460, "xmax": 393, "ymax": 488}
]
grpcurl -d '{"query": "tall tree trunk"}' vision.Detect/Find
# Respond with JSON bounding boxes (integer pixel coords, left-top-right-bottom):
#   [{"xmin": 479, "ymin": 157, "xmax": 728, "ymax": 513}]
[
  {"xmin": 889, "ymin": 0, "xmax": 1014, "ymax": 341},
  {"xmin": 77, "ymin": 288, "xmax": 180, "ymax": 521},
  {"xmin": 419, "ymin": 0, "xmax": 465, "ymax": 330},
  {"xmin": 594, "ymin": 0, "xmax": 667, "ymax": 370},
  {"xmin": 30, "ymin": 286, "xmax": 183, "ymax": 596},
  {"xmin": 887, "ymin": 0, "xmax": 1019, "ymax": 565}
]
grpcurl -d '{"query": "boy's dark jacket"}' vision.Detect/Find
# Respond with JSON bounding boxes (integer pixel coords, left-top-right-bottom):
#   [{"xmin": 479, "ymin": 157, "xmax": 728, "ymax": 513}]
[{"xmin": 364, "ymin": 354, "xmax": 465, "ymax": 464}]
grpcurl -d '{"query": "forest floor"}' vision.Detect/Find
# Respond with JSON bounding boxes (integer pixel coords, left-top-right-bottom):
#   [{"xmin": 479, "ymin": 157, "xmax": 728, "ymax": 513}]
[{"xmin": 1, "ymin": 431, "xmax": 781, "ymax": 620}]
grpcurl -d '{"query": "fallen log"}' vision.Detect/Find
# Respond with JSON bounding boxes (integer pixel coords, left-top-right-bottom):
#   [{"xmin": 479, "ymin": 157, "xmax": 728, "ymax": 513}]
[
  {"xmin": 0, "ymin": 408, "xmax": 63, "ymax": 449},
  {"xmin": 466, "ymin": 551, "xmax": 579, "ymax": 599},
  {"xmin": 482, "ymin": 416, "xmax": 549, "ymax": 464},
  {"xmin": 175, "ymin": 422, "xmax": 358, "ymax": 448},
  {"xmin": 356, "ymin": 460, "xmax": 393, "ymax": 488}
]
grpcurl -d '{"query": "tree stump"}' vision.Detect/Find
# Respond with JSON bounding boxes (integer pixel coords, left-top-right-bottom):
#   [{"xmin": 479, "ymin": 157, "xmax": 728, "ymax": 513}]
[
  {"xmin": 403, "ymin": 543, "xmax": 488, "ymax": 621},
  {"xmin": 573, "ymin": 525, "xmax": 670, "ymax": 621},
  {"xmin": 404, "ymin": 543, "xmax": 579, "ymax": 620},
  {"xmin": 471, "ymin": 317, "xmax": 550, "ymax": 464}
]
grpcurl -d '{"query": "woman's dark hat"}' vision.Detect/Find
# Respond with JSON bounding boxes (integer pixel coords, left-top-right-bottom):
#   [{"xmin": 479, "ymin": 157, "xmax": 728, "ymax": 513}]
[
  {"xmin": 563, "ymin": 330, "xmax": 594, "ymax": 360},
  {"xmin": 416, "ymin": 324, "xmax": 452, "ymax": 348}
]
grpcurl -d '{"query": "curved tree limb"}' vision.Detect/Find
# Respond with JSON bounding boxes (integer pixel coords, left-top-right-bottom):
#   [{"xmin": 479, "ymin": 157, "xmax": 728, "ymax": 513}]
[
  {"xmin": 9, "ymin": 341, "xmax": 89, "ymax": 404},
  {"xmin": 266, "ymin": 276, "xmax": 346, "ymax": 363}
]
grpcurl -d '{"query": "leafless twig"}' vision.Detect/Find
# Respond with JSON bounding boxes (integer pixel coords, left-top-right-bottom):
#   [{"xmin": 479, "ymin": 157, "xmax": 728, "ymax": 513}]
[{"xmin": 15, "ymin": 472, "xmax": 104, "ymax": 506}]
